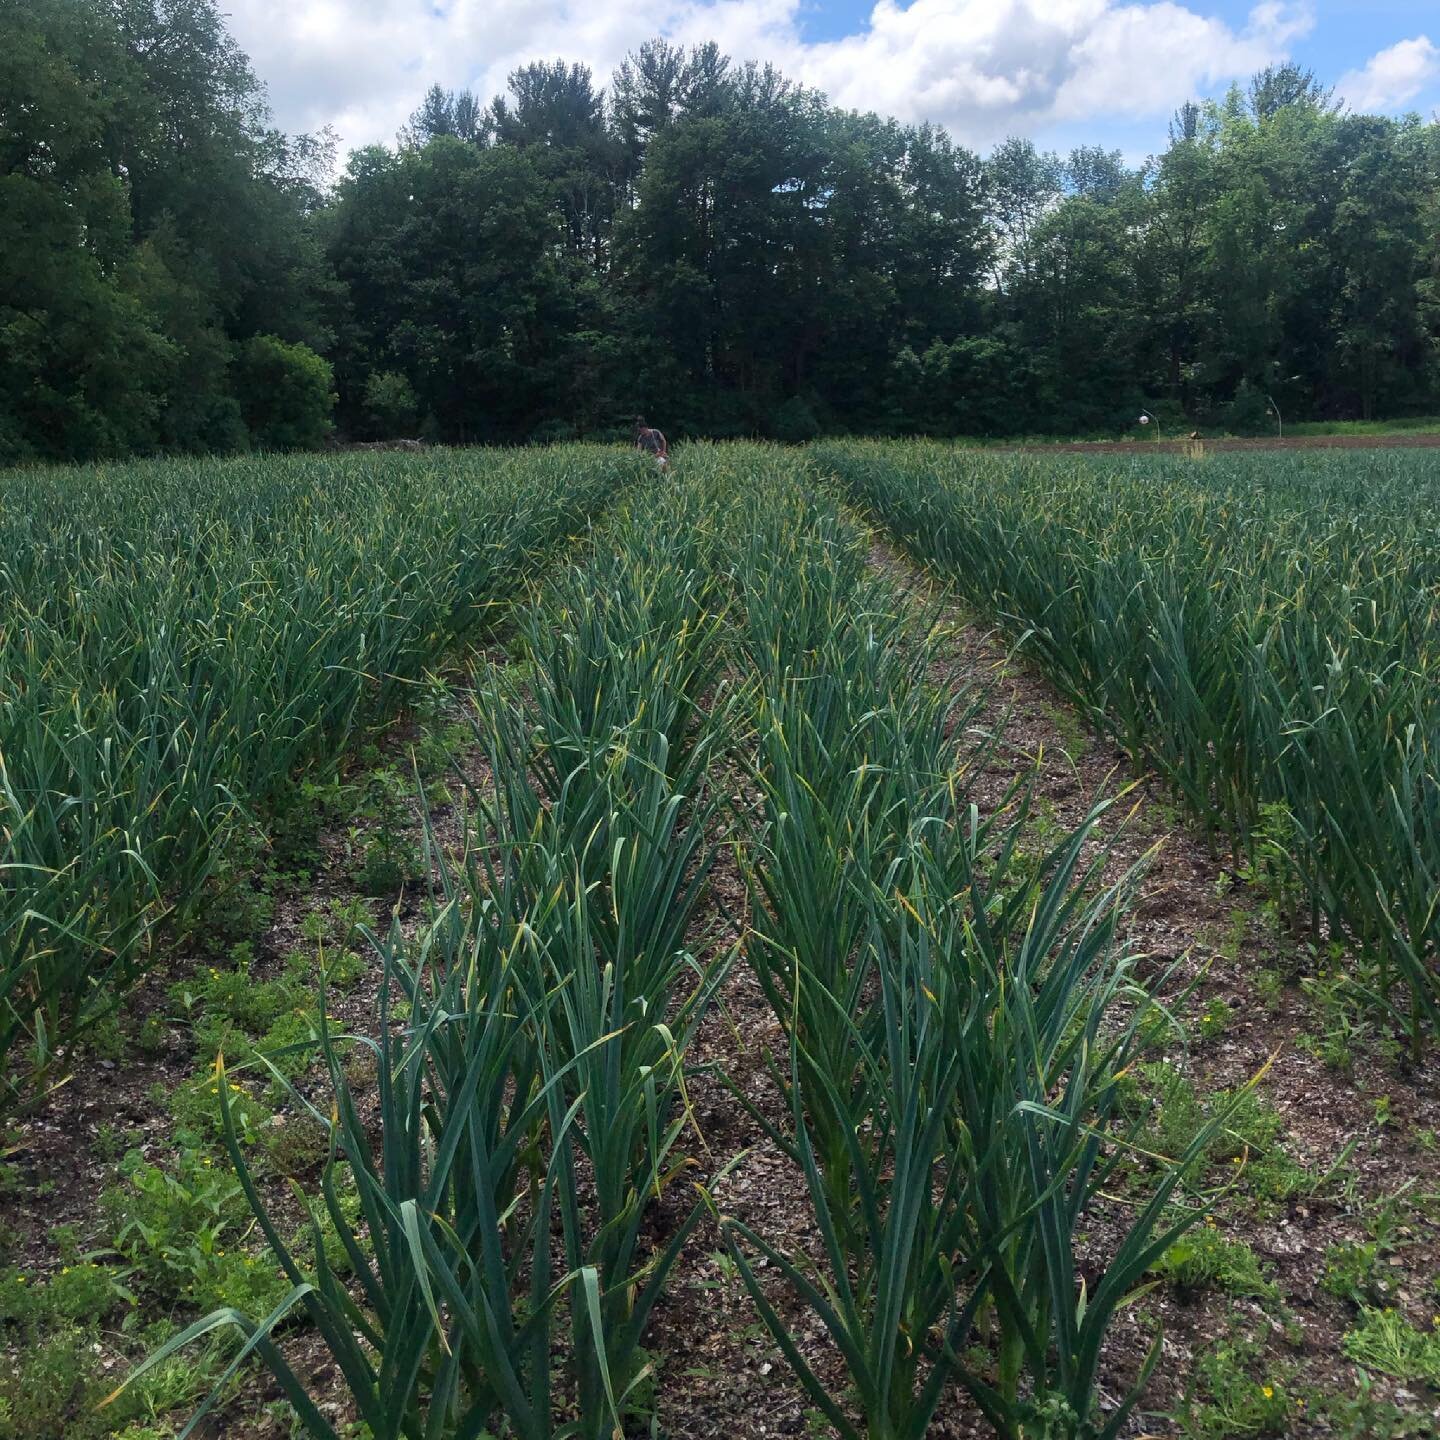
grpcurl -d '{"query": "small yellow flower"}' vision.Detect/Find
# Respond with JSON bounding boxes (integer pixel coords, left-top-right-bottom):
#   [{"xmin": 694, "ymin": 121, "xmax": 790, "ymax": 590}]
[{"xmin": 1261, "ymin": 1386, "xmax": 1274, "ymax": 1400}]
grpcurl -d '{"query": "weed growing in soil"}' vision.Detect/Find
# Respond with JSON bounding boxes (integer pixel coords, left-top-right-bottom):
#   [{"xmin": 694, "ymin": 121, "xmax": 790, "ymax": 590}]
[
  {"xmin": 1174, "ymin": 1332, "xmax": 1293, "ymax": 1437},
  {"xmin": 1151, "ymin": 1220, "xmax": 1280, "ymax": 1301}
]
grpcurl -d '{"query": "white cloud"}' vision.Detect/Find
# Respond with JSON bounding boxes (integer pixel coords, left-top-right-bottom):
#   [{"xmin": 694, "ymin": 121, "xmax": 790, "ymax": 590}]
[
  {"xmin": 1337, "ymin": 36, "xmax": 1440, "ymax": 114},
  {"xmin": 223, "ymin": 0, "xmax": 1314, "ymax": 157},
  {"xmin": 793, "ymin": 1, "xmax": 1313, "ymax": 146}
]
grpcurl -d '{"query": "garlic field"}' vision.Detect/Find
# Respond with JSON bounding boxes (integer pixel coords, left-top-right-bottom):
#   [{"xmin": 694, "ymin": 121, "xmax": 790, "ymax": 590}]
[{"xmin": 1, "ymin": 444, "xmax": 1437, "ymax": 1440}]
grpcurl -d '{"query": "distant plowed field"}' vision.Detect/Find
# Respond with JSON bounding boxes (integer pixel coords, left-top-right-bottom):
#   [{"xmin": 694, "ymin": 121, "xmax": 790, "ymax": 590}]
[{"xmin": 1011, "ymin": 431, "xmax": 1440, "ymax": 453}]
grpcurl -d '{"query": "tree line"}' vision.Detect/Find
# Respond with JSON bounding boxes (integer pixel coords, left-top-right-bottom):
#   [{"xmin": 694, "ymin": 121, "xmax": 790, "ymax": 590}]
[{"xmin": 6, "ymin": 0, "xmax": 1440, "ymax": 461}]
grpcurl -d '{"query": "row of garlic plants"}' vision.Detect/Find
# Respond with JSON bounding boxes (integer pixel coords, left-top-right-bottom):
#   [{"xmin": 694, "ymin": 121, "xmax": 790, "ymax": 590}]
[
  {"xmin": 819, "ymin": 441, "xmax": 1440, "ymax": 1054},
  {"xmin": 0, "ymin": 445, "xmax": 634, "ymax": 1108},
  {"xmin": 721, "ymin": 456, "xmax": 1217, "ymax": 1439}
]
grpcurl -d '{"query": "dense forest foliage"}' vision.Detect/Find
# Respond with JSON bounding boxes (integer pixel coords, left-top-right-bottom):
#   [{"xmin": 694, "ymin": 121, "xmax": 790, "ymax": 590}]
[{"xmin": 5, "ymin": 0, "xmax": 1440, "ymax": 460}]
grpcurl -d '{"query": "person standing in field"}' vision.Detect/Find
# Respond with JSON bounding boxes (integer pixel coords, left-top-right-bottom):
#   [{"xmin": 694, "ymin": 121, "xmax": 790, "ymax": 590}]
[{"xmin": 634, "ymin": 415, "xmax": 669, "ymax": 468}]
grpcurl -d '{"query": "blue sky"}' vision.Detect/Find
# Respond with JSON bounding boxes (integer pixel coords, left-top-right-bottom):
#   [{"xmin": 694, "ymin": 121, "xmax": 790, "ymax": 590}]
[
  {"xmin": 794, "ymin": 0, "xmax": 1435, "ymax": 71},
  {"xmin": 224, "ymin": 1, "xmax": 1440, "ymax": 162}
]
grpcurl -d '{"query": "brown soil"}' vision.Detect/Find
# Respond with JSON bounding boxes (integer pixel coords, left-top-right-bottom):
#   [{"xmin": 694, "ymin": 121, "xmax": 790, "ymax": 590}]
[{"xmin": 1005, "ymin": 433, "xmax": 1440, "ymax": 454}]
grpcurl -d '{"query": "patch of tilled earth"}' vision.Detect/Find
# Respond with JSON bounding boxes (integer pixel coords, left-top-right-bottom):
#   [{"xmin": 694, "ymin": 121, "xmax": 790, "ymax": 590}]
[{"xmin": 1007, "ymin": 434, "xmax": 1440, "ymax": 454}]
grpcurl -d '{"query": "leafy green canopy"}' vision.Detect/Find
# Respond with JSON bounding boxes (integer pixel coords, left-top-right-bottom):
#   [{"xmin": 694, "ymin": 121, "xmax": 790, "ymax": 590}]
[
  {"xmin": 0, "ymin": 0, "xmax": 334, "ymax": 461},
  {"xmin": 5, "ymin": 1, "xmax": 1440, "ymax": 453}
]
